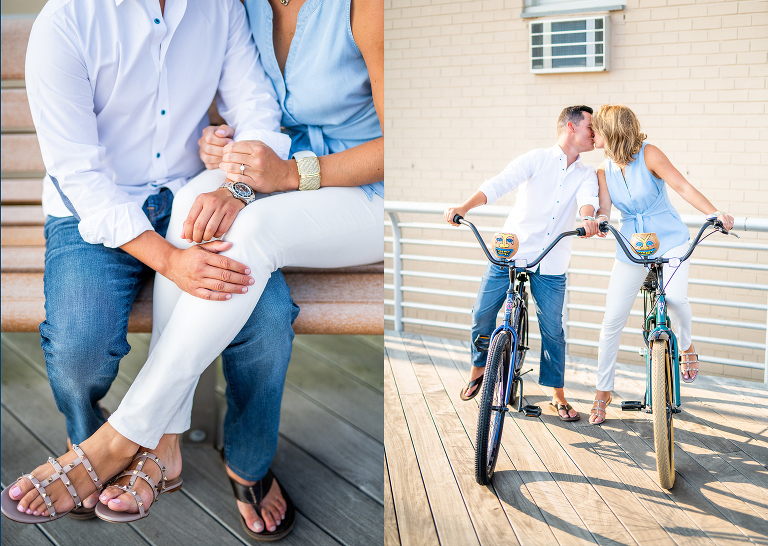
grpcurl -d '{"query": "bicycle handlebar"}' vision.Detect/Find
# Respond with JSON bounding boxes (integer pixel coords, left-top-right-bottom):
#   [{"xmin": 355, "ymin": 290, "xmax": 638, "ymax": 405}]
[
  {"xmin": 454, "ymin": 214, "xmax": 586, "ymax": 268},
  {"xmin": 598, "ymin": 218, "xmax": 729, "ymax": 265}
]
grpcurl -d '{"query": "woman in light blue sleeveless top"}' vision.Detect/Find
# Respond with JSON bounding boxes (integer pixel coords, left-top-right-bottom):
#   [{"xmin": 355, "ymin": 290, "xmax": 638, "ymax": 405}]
[{"xmin": 587, "ymin": 104, "xmax": 734, "ymax": 425}]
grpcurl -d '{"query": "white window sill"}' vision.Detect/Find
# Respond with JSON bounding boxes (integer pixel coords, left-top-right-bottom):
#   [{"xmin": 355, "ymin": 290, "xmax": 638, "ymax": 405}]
[{"xmin": 522, "ymin": 1, "xmax": 625, "ymax": 18}]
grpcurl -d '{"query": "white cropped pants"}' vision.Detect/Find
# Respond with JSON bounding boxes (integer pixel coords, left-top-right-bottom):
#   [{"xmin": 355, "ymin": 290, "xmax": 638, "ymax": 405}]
[
  {"xmin": 109, "ymin": 169, "xmax": 383, "ymax": 447},
  {"xmin": 596, "ymin": 241, "xmax": 693, "ymax": 392}
]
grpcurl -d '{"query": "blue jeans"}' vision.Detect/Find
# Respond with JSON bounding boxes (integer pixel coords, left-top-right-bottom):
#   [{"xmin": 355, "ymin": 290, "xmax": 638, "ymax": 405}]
[
  {"xmin": 40, "ymin": 188, "xmax": 298, "ymax": 481},
  {"xmin": 470, "ymin": 263, "xmax": 567, "ymax": 389}
]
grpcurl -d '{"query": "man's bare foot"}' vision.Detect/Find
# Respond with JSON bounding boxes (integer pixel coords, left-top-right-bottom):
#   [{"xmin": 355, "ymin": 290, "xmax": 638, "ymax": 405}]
[
  {"xmin": 462, "ymin": 366, "xmax": 485, "ymax": 398},
  {"xmin": 9, "ymin": 424, "xmax": 137, "ymax": 517},
  {"xmin": 226, "ymin": 465, "xmax": 287, "ymax": 534},
  {"xmin": 681, "ymin": 344, "xmax": 699, "ymax": 382},
  {"xmin": 552, "ymin": 387, "xmax": 578, "ymax": 419},
  {"xmin": 98, "ymin": 434, "xmax": 181, "ymax": 513}
]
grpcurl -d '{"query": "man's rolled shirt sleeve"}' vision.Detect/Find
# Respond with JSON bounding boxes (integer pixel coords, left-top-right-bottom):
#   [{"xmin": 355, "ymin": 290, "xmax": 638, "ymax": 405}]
[
  {"xmin": 216, "ymin": 0, "xmax": 291, "ymax": 159},
  {"xmin": 576, "ymin": 168, "xmax": 600, "ymax": 214},
  {"xmin": 26, "ymin": 15, "xmax": 153, "ymax": 248},
  {"xmin": 477, "ymin": 150, "xmax": 536, "ymax": 205}
]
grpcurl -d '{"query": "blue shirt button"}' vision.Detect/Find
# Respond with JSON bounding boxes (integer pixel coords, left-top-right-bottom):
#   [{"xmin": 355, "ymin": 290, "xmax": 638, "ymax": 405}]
[
  {"xmin": 156, "ymin": 153, "xmax": 161, "ymax": 158},
  {"xmin": 161, "ymin": 110, "xmax": 166, "ymax": 115},
  {"xmin": 154, "ymin": 18, "xmax": 160, "ymax": 24}
]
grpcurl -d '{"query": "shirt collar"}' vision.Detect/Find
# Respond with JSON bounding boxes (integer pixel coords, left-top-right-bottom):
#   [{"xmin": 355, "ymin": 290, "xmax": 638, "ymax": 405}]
[{"xmin": 552, "ymin": 143, "xmax": 582, "ymax": 165}]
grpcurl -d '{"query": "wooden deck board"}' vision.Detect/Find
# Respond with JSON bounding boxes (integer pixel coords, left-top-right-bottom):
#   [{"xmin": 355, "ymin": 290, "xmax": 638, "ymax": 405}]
[
  {"xmin": 1, "ymin": 332, "xmax": 383, "ymax": 546},
  {"xmin": 385, "ymin": 330, "xmax": 768, "ymax": 546}
]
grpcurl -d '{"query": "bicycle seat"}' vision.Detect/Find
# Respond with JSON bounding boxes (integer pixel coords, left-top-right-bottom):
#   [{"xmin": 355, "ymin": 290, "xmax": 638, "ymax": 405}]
[
  {"xmin": 630, "ymin": 232, "xmax": 659, "ymax": 256},
  {"xmin": 492, "ymin": 232, "xmax": 519, "ymax": 259}
]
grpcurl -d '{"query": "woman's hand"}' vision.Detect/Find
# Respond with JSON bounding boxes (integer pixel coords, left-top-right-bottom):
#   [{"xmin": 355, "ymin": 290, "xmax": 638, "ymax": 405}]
[
  {"xmin": 182, "ymin": 187, "xmax": 245, "ymax": 243},
  {"xmin": 166, "ymin": 241, "xmax": 254, "ymax": 301},
  {"xmin": 444, "ymin": 206, "xmax": 468, "ymax": 226},
  {"xmin": 580, "ymin": 218, "xmax": 602, "ymax": 237},
  {"xmin": 198, "ymin": 125, "xmax": 235, "ymax": 170},
  {"xmin": 219, "ymin": 140, "xmax": 299, "ymax": 194}
]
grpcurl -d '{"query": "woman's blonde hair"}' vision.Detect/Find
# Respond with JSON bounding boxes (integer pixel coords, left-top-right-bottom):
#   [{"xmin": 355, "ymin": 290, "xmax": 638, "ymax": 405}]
[{"xmin": 592, "ymin": 104, "xmax": 647, "ymax": 165}]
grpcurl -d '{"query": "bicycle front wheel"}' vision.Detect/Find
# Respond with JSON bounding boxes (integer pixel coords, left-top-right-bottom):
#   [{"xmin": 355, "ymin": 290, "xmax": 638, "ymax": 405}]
[
  {"xmin": 475, "ymin": 330, "xmax": 511, "ymax": 485},
  {"xmin": 651, "ymin": 339, "xmax": 675, "ymax": 489}
]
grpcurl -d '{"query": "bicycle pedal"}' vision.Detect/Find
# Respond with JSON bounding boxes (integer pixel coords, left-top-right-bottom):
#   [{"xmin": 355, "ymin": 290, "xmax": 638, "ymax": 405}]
[
  {"xmin": 521, "ymin": 404, "xmax": 541, "ymax": 417},
  {"xmin": 621, "ymin": 400, "xmax": 644, "ymax": 411},
  {"xmin": 672, "ymin": 407, "xmax": 682, "ymax": 414}
]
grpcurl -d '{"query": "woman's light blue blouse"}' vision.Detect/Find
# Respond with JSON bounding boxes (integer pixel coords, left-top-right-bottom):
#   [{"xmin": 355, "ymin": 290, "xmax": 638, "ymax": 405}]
[
  {"xmin": 605, "ymin": 143, "xmax": 689, "ymax": 264},
  {"xmin": 244, "ymin": 0, "xmax": 383, "ymax": 200}
]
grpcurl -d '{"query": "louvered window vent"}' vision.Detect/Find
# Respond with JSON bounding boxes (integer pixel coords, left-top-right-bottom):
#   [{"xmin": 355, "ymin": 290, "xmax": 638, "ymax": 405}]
[{"xmin": 530, "ymin": 16, "xmax": 609, "ymax": 73}]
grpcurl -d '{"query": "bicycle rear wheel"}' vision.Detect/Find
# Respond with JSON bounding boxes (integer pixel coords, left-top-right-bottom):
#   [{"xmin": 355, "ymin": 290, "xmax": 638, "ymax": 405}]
[
  {"xmin": 475, "ymin": 330, "xmax": 511, "ymax": 485},
  {"xmin": 651, "ymin": 340, "xmax": 675, "ymax": 489}
]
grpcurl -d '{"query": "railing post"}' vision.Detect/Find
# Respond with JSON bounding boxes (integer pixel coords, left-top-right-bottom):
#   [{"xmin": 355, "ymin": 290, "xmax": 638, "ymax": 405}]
[{"xmin": 388, "ymin": 212, "xmax": 403, "ymax": 331}]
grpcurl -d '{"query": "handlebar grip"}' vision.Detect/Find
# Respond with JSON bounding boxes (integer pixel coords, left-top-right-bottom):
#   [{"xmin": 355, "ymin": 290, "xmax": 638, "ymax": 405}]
[
  {"xmin": 598, "ymin": 221, "xmax": 610, "ymax": 233},
  {"xmin": 575, "ymin": 227, "xmax": 586, "ymax": 236},
  {"xmin": 453, "ymin": 214, "xmax": 464, "ymax": 224}
]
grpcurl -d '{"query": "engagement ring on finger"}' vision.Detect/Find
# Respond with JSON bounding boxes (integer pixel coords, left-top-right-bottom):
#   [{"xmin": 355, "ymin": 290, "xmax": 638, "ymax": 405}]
[{"xmin": 240, "ymin": 163, "xmax": 245, "ymax": 175}]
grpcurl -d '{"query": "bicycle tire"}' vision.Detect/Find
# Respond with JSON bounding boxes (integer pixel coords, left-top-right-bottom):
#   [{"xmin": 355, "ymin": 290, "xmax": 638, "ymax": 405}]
[
  {"xmin": 651, "ymin": 340, "xmax": 675, "ymax": 489},
  {"xmin": 475, "ymin": 330, "xmax": 511, "ymax": 485}
]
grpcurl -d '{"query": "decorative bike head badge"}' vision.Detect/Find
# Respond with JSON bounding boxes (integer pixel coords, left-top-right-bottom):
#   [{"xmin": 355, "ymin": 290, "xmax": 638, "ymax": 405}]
[
  {"xmin": 630, "ymin": 232, "xmax": 660, "ymax": 256},
  {"xmin": 492, "ymin": 232, "xmax": 519, "ymax": 260}
]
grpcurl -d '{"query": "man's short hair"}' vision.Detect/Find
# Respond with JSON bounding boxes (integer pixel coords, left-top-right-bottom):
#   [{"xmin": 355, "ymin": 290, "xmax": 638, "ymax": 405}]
[{"xmin": 557, "ymin": 105, "xmax": 593, "ymax": 134}]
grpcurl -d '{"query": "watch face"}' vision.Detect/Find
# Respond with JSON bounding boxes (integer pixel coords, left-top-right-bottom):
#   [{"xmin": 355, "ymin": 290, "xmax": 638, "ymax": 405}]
[{"xmin": 232, "ymin": 182, "xmax": 253, "ymax": 198}]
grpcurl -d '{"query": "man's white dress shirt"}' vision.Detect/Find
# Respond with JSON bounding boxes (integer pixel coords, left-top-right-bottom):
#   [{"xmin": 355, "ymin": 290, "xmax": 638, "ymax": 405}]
[
  {"xmin": 478, "ymin": 144, "xmax": 599, "ymax": 275},
  {"xmin": 26, "ymin": 0, "xmax": 291, "ymax": 248}
]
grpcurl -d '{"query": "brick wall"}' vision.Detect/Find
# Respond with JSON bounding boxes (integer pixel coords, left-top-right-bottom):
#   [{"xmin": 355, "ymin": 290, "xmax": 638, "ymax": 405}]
[{"xmin": 384, "ymin": 0, "xmax": 768, "ymax": 381}]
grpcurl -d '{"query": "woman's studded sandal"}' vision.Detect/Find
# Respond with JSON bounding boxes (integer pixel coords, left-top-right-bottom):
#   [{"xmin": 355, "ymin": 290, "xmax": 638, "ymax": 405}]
[
  {"xmin": 681, "ymin": 352, "xmax": 699, "ymax": 383},
  {"xmin": 95, "ymin": 451, "xmax": 182, "ymax": 523},
  {"xmin": 1, "ymin": 444, "xmax": 104, "ymax": 524},
  {"xmin": 589, "ymin": 396, "xmax": 612, "ymax": 425}
]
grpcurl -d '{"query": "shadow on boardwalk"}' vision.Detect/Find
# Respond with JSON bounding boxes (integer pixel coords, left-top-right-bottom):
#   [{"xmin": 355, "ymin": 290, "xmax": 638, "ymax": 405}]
[
  {"xmin": 2, "ymin": 333, "xmax": 384, "ymax": 546},
  {"xmin": 385, "ymin": 330, "xmax": 768, "ymax": 546}
]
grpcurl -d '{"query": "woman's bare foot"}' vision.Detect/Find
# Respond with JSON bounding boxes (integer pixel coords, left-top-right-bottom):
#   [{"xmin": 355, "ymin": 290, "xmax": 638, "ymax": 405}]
[
  {"xmin": 462, "ymin": 366, "xmax": 485, "ymax": 398},
  {"xmin": 226, "ymin": 465, "xmax": 287, "ymax": 534},
  {"xmin": 98, "ymin": 434, "xmax": 182, "ymax": 513},
  {"xmin": 681, "ymin": 344, "xmax": 699, "ymax": 382},
  {"xmin": 9, "ymin": 424, "xmax": 138, "ymax": 517},
  {"xmin": 589, "ymin": 390, "xmax": 612, "ymax": 424},
  {"xmin": 552, "ymin": 387, "xmax": 578, "ymax": 419}
]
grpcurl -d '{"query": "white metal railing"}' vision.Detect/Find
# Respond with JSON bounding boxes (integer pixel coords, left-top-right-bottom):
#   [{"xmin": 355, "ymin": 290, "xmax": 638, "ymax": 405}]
[{"xmin": 385, "ymin": 201, "xmax": 768, "ymax": 383}]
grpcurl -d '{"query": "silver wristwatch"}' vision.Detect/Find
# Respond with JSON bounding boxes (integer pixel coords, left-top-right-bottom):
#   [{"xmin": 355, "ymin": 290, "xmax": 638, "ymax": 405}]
[
  {"xmin": 293, "ymin": 150, "xmax": 321, "ymax": 191},
  {"xmin": 221, "ymin": 180, "xmax": 255, "ymax": 205}
]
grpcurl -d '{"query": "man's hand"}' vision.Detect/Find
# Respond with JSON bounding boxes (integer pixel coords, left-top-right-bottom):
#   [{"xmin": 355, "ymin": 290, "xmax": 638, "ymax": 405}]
[
  {"xmin": 182, "ymin": 187, "xmax": 245, "ymax": 243},
  {"xmin": 444, "ymin": 206, "xmax": 468, "ymax": 226},
  {"xmin": 580, "ymin": 218, "xmax": 604, "ymax": 238},
  {"xmin": 199, "ymin": 125, "xmax": 235, "ymax": 169},
  {"xmin": 219, "ymin": 140, "xmax": 298, "ymax": 194},
  {"xmin": 166, "ymin": 241, "xmax": 254, "ymax": 301}
]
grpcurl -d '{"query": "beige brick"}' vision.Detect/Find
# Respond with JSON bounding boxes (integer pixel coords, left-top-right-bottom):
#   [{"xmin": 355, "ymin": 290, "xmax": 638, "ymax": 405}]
[{"xmin": 722, "ymin": 14, "xmax": 755, "ymax": 27}]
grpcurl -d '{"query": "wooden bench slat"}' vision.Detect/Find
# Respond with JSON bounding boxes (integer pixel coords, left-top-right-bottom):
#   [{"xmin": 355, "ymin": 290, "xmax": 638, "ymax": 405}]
[
  {"xmin": 1, "ymin": 88, "xmax": 33, "ymax": 129},
  {"xmin": 1, "ymin": 18, "xmax": 34, "ymax": 81},
  {"xmin": 1, "ymin": 133, "xmax": 45, "ymax": 172},
  {"xmin": 1, "ymin": 179, "xmax": 43, "ymax": 205},
  {"xmin": 1, "ymin": 272, "xmax": 384, "ymax": 334}
]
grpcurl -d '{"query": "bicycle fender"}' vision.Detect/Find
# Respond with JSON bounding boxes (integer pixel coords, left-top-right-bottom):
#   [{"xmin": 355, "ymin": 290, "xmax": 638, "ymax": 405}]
[{"xmin": 647, "ymin": 326, "xmax": 672, "ymax": 342}]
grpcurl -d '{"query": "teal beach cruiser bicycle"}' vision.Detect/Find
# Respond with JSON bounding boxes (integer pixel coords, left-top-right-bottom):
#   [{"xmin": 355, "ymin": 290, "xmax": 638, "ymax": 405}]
[
  {"xmin": 453, "ymin": 214, "xmax": 587, "ymax": 485},
  {"xmin": 600, "ymin": 217, "xmax": 734, "ymax": 489}
]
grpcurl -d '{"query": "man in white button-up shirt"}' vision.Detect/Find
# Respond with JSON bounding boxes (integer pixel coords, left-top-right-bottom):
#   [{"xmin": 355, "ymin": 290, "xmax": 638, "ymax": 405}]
[
  {"xmin": 445, "ymin": 106, "xmax": 601, "ymax": 421},
  {"xmin": 25, "ymin": 0, "xmax": 298, "ymax": 517}
]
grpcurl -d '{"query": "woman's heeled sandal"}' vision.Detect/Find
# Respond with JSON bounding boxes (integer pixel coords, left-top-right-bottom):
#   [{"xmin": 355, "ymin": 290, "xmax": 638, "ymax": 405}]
[
  {"xmin": 1, "ymin": 444, "xmax": 104, "ymax": 524},
  {"xmin": 589, "ymin": 396, "xmax": 612, "ymax": 425},
  {"xmin": 681, "ymin": 352, "xmax": 699, "ymax": 383},
  {"xmin": 94, "ymin": 451, "xmax": 182, "ymax": 523}
]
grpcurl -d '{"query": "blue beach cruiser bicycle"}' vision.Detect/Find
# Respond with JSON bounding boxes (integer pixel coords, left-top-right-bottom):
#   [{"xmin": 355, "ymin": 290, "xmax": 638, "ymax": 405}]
[{"xmin": 453, "ymin": 214, "xmax": 587, "ymax": 486}]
